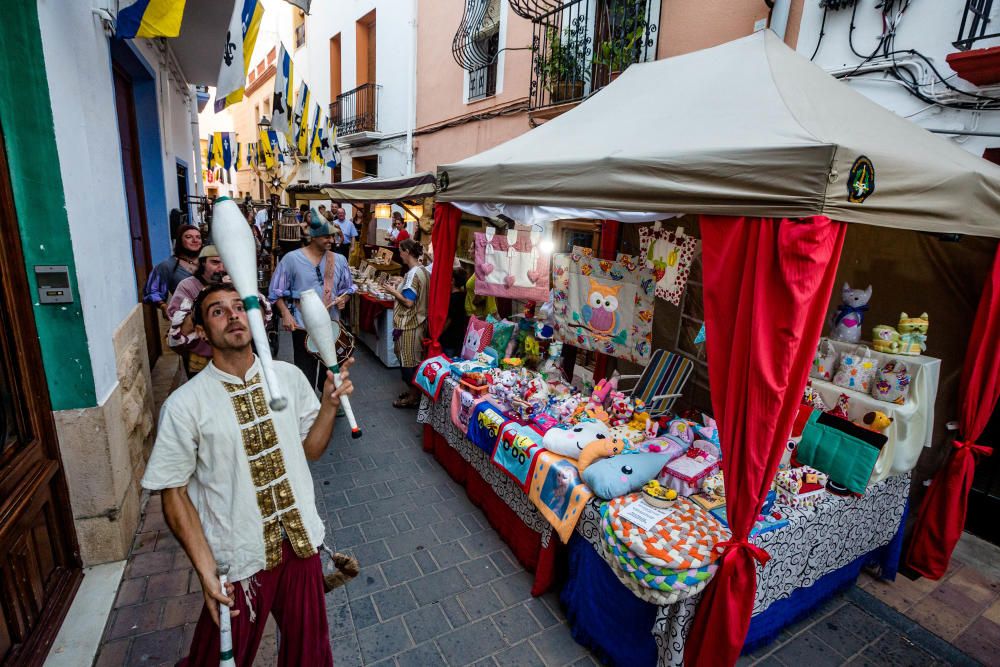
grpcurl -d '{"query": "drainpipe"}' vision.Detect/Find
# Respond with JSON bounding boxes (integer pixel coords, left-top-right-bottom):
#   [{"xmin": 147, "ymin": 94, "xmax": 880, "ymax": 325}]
[
  {"xmin": 769, "ymin": 0, "xmax": 791, "ymax": 42},
  {"xmin": 405, "ymin": 0, "xmax": 418, "ymax": 175},
  {"xmin": 190, "ymin": 87, "xmax": 205, "ymax": 201}
]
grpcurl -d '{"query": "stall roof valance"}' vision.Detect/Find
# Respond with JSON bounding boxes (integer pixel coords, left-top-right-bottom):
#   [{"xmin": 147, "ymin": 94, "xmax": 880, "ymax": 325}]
[
  {"xmin": 436, "ymin": 30, "xmax": 1000, "ymax": 238},
  {"xmin": 287, "ymin": 173, "xmax": 436, "ymax": 203}
]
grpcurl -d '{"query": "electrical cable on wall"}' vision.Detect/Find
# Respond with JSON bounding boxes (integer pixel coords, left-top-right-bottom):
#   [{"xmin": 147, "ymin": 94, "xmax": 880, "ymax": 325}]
[{"xmin": 832, "ymin": 0, "xmax": 1000, "ymax": 111}]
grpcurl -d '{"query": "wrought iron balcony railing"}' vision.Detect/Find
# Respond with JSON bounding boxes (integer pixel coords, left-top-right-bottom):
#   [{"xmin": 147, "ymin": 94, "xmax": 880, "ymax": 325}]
[
  {"xmin": 529, "ymin": 0, "xmax": 659, "ymax": 111},
  {"xmin": 955, "ymin": 0, "xmax": 1000, "ymax": 51},
  {"xmin": 330, "ymin": 83, "xmax": 381, "ymax": 136}
]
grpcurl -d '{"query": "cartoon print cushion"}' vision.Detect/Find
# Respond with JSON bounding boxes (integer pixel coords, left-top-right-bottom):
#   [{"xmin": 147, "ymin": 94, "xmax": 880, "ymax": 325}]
[
  {"xmin": 461, "ymin": 316, "xmax": 494, "ymax": 360},
  {"xmin": 576, "ymin": 436, "xmax": 628, "ymax": 473},
  {"xmin": 581, "ymin": 451, "xmax": 673, "ymax": 500},
  {"xmin": 541, "ymin": 420, "xmax": 611, "ymax": 459},
  {"xmin": 606, "ymin": 493, "xmax": 730, "ymax": 570},
  {"xmin": 486, "ymin": 316, "xmax": 517, "ymax": 357}
]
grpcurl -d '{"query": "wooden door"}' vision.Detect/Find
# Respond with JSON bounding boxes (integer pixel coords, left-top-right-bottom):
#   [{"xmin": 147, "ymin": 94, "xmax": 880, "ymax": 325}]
[
  {"xmin": 0, "ymin": 124, "xmax": 82, "ymax": 665},
  {"xmin": 113, "ymin": 65, "xmax": 161, "ymax": 366}
]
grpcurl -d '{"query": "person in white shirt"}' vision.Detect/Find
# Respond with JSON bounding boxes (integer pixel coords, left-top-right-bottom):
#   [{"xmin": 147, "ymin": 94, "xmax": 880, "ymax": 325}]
[{"xmin": 142, "ymin": 282, "xmax": 353, "ymax": 666}]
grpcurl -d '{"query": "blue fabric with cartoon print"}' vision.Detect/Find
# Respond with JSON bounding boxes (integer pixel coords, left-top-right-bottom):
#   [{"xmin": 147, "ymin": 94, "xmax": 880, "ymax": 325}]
[
  {"xmin": 413, "ymin": 355, "xmax": 452, "ymax": 400},
  {"xmin": 466, "ymin": 401, "xmax": 508, "ymax": 455}
]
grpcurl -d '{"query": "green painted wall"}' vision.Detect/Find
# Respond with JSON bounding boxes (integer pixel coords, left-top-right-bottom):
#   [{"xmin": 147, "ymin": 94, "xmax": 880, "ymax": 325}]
[{"xmin": 0, "ymin": 2, "xmax": 96, "ymax": 410}]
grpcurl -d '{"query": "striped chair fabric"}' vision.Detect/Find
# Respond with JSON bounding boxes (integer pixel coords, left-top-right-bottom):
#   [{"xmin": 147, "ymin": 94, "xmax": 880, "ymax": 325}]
[{"xmin": 620, "ymin": 349, "xmax": 694, "ymax": 417}]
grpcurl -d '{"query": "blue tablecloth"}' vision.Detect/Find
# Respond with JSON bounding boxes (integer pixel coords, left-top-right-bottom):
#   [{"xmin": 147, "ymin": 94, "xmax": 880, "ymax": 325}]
[{"xmin": 564, "ymin": 474, "xmax": 910, "ymax": 666}]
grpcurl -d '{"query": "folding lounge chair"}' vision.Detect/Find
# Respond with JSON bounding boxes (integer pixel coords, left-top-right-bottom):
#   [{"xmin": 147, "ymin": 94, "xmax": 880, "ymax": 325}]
[{"xmin": 616, "ymin": 349, "xmax": 694, "ymax": 418}]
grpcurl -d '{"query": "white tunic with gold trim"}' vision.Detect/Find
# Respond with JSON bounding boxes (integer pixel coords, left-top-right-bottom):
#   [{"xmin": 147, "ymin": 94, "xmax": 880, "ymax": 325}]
[{"xmin": 142, "ymin": 357, "xmax": 325, "ymax": 582}]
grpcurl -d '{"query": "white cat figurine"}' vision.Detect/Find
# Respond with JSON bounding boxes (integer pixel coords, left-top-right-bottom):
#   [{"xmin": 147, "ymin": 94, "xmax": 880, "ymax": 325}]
[{"xmin": 829, "ymin": 283, "xmax": 872, "ymax": 344}]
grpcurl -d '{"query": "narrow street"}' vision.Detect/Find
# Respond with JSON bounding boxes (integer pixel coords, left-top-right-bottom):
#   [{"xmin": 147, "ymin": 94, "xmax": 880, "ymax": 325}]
[{"xmin": 92, "ymin": 340, "xmax": 986, "ymax": 666}]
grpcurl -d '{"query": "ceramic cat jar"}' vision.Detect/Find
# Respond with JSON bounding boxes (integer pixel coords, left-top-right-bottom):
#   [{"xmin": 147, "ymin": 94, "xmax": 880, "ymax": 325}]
[{"xmin": 897, "ymin": 312, "xmax": 929, "ymax": 356}]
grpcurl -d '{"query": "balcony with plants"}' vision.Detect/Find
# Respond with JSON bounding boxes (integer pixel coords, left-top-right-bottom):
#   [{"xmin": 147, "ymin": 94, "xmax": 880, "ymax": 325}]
[{"xmin": 529, "ymin": 0, "xmax": 659, "ymax": 112}]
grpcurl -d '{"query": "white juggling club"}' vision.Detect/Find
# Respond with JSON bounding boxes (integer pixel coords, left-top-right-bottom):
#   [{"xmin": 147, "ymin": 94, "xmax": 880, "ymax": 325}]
[
  {"xmin": 217, "ymin": 563, "xmax": 235, "ymax": 667},
  {"xmin": 299, "ymin": 289, "xmax": 362, "ymax": 439},
  {"xmin": 212, "ymin": 197, "xmax": 287, "ymax": 410}
]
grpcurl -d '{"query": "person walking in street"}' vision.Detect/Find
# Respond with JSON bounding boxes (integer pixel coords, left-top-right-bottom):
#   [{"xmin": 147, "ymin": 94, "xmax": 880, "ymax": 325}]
[
  {"xmin": 167, "ymin": 245, "xmax": 271, "ymax": 378},
  {"xmin": 142, "ymin": 281, "xmax": 354, "ymax": 667},
  {"xmin": 269, "ymin": 211, "xmax": 355, "ymax": 390},
  {"xmin": 332, "ymin": 207, "xmax": 359, "ymax": 258},
  {"xmin": 384, "ymin": 239, "xmax": 428, "ymax": 408},
  {"xmin": 144, "ymin": 224, "xmax": 203, "ymax": 314}
]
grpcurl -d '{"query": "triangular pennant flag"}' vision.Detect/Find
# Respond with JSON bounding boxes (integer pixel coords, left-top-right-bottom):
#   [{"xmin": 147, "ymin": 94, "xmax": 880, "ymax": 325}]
[{"xmin": 116, "ymin": 0, "xmax": 187, "ymax": 39}]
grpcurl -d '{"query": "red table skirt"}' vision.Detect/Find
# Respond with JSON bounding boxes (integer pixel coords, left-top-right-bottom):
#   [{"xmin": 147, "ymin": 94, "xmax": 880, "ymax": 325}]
[
  {"xmin": 422, "ymin": 424, "xmax": 558, "ymax": 596},
  {"xmin": 358, "ymin": 293, "xmax": 393, "ymax": 334}
]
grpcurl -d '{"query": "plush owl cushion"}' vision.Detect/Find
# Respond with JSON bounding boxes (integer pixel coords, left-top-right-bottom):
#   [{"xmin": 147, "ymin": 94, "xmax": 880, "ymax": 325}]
[
  {"xmin": 541, "ymin": 420, "xmax": 611, "ymax": 459},
  {"xmin": 461, "ymin": 317, "xmax": 494, "ymax": 360},
  {"xmin": 582, "ymin": 452, "xmax": 673, "ymax": 500}
]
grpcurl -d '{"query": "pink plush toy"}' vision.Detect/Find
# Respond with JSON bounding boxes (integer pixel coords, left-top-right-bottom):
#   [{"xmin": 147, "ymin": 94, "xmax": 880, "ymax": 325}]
[{"xmin": 608, "ymin": 391, "xmax": 634, "ymax": 427}]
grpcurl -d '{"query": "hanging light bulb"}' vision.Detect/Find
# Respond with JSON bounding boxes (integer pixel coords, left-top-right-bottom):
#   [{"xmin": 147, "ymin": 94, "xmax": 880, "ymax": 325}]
[
  {"xmin": 374, "ymin": 203, "xmax": 391, "ymax": 219},
  {"xmin": 404, "ymin": 204, "xmax": 424, "ymax": 222}
]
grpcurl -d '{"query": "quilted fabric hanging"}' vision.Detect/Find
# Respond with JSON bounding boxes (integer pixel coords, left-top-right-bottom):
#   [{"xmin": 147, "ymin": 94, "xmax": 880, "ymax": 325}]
[
  {"xmin": 551, "ymin": 247, "xmax": 655, "ymax": 364},
  {"xmin": 638, "ymin": 225, "xmax": 700, "ymax": 306},
  {"xmin": 473, "ymin": 227, "xmax": 551, "ymax": 302}
]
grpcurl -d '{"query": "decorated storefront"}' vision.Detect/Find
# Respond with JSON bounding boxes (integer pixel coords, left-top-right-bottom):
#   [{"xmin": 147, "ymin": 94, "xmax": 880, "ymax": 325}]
[{"xmin": 412, "ymin": 31, "xmax": 1000, "ymax": 667}]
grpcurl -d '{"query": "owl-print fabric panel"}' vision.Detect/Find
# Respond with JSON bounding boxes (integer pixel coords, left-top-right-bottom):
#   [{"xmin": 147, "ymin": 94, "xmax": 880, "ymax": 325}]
[
  {"xmin": 551, "ymin": 247, "xmax": 655, "ymax": 364},
  {"xmin": 473, "ymin": 229, "xmax": 551, "ymax": 302},
  {"xmin": 637, "ymin": 226, "xmax": 700, "ymax": 306}
]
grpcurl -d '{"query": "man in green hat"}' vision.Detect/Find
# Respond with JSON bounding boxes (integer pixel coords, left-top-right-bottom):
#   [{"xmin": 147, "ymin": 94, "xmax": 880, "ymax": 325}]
[{"xmin": 269, "ymin": 209, "xmax": 355, "ymax": 390}]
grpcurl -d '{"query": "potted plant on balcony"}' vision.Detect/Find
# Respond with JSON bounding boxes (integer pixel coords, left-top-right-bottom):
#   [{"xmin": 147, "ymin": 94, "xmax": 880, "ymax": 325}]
[
  {"xmin": 592, "ymin": 9, "xmax": 648, "ymax": 83},
  {"xmin": 534, "ymin": 17, "xmax": 591, "ymax": 104}
]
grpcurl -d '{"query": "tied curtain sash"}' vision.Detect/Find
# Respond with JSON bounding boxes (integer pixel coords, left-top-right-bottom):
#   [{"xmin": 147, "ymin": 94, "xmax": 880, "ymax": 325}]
[
  {"xmin": 427, "ymin": 203, "xmax": 462, "ymax": 356},
  {"xmin": 685, "ymin": 216, "xmax": 846, "ymax": 666},
  {"xmin": 907, "ymin": 244, "xmax": 1000, "ymax": 579}
]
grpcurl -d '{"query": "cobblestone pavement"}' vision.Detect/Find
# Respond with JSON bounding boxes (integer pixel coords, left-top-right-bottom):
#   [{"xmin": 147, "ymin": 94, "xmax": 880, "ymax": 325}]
[{"xmin": 94, "ymin": 340, "xmax": 985, "ymax": 666}]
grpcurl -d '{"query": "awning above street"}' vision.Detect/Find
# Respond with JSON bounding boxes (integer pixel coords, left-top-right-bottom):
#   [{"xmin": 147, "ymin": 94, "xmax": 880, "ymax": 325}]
[
  {"xmin": 437, "ymin": 30, "xmax": 1000, "ymax": 238},
  {"xmin": 287, "ymin": 173, "xmax": 437, "ymax": 203}
]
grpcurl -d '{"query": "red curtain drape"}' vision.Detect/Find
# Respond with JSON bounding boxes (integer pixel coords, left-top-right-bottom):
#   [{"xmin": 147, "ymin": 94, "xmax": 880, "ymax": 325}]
[
  {"xmin": 426, "ymin": 202, "xmax": 462, "ymax": 356},
  {"xmin": 906, "ymin": 244, "xmax": 1000, "ymax": 579},
  {"xmin": 685, "ymin": 215, "xmax": 847, "ymax": 666}
]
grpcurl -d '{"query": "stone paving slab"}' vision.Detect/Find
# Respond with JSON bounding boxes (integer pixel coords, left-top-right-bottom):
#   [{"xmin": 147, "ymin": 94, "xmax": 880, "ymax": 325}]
[{"xmin": 92, "ymin": 339, "xmax": 988, "ymax": 666}]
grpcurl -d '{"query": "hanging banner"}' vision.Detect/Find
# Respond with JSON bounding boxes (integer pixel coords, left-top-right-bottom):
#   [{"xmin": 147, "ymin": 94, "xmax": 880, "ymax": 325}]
[
  {"xmin": 215, "ymin": 0, "xmax": 265, "ymax": 112},
  {"xmin": 116, "ymin": 0, "xmax": 187, "ymax": 39},
  {"xmin": 292, "ymin": 82, "xmax": 311, "ymax": 156},
  {"xmin": 309, "ymin": 105, "xmax": 323, "ymax": 164},
  {"xmin": 321, "ymin": 119, "xmax": 338, "ymax": 169},
  {"xmin": 271, "ymin": 44, "xmax": 294, "ymax": 138},
  {"xmin": 258, "ymin": 128, "xmax": 276, "ymax": 169}
]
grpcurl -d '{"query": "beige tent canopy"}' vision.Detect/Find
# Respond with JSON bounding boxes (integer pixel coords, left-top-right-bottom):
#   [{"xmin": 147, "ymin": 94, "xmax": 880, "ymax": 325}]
[
  {"xmin": 436, "ymin": 31, "xmax": 1000, "ymax": 238},
  {"xmin": 287, "ymin": 173, "xmax": 436, "ymax": 203}
]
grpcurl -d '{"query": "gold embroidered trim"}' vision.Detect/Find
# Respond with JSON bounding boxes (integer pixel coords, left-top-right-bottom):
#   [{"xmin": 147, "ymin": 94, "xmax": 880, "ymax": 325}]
[
  {"xmin": 225, "ymin": 370, "xmax": 311, "ymax": 570},
  {"xmin": 280, "ymin": 508, "xmax": 316, "ymax": 559},
  {"xmin": 274, "ymin": 478, "xmax": 295, "ymax": 511},
  {"xmin": 230, "ymin": 392, "xmax": 255, "ymax": 425},
  {"xmin": 263, "ymin": 518, "xmax": 283, "ymax": 570},
  {"xmin": 250, "ymin": 386, "xmax": 268, "ymax": 418},
  {"xmin": 257, "ymin": 487, "xmax": 277, "ymax": 519},
  {"xmin": 248, "ymin": 449, "xmax": 286, "ymax": 488}
]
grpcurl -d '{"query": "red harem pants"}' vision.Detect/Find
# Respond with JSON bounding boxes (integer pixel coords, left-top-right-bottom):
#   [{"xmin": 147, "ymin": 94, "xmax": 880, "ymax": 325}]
[{"xmin": 179, "ymin": 540, "xmax": 332, "ymax": 667}]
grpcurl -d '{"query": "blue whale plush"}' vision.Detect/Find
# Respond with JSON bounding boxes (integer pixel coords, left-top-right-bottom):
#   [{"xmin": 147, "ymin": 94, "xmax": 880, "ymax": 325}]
[{"xmin": 582, "ymin": 451, "xmax": 673, "ymax": 500}]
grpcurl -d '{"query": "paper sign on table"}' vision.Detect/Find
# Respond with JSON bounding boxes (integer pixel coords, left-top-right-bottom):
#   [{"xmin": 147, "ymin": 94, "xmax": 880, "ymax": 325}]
[{"xmin": 618, "ymin": 499, "xmax": 676, "ymax": 531}]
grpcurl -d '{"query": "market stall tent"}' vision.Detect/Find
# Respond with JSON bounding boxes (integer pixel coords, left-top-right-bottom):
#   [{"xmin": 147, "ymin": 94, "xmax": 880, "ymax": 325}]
[
  {"xmin": 286, "ymin": 172, "xmax": 436, "ymax": 203},
  {"xmin": 437, "ymin": 30, "xmax": 1000, "ymax": 239},
  {"xmin": 426, "ymin": 29, "xmax": 1000, "ymax": 667}
]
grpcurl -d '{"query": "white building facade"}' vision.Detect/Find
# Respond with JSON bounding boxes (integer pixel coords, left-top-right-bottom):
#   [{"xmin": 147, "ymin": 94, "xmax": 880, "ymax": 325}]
[{"xmin": 301, "ymin": 0, "xmax": 419, "ymax": 187}]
